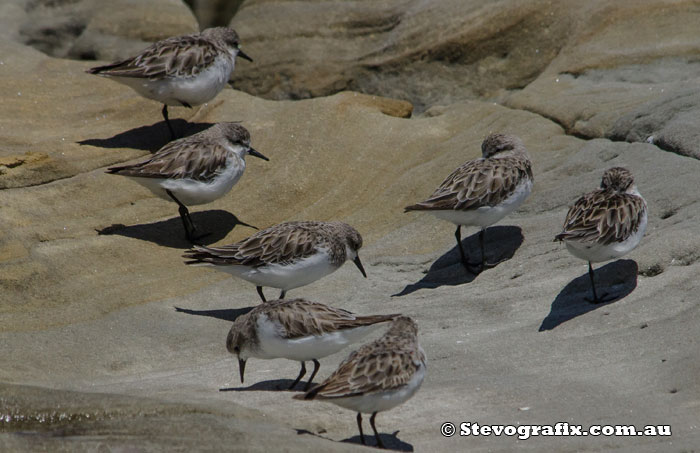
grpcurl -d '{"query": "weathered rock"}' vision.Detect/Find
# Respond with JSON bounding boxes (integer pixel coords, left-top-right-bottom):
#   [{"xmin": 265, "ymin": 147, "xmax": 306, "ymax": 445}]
[
  {"xmin": 0, "ymin": 383, "xmax": 356, "ymax": 452},
  {"xmin": 231, "ymin": 0, "xmax": 700, "ymax": 157},
  {"xmin": 504, "ymin": 1, "xmax": 700, "ymax": 157},
  {"xmin": 230, "ymin": 0, "xmax": 571, "ymax": 111},
  {"xmin": 11, "ymin": 0, "xmax": 198, "ymax": 61}
]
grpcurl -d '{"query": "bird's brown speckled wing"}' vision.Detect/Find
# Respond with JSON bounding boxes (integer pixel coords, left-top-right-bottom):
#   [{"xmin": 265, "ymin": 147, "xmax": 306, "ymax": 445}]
[
  {"xmin": 260, "ymin": 299, "xmax": 398, "ymax": 339},
  {"xmin": 183, "ymin": 222, "xmax": 328, "ymax": 267},
  {"xmin": 107, "ymin": 134, "xmax": 230, "ymax": 181},
  {"xmin": 405, "ymin": 156, "xmax": 532, "ymax": 211},
  {"xmin": 555, "ymin": 190, "xmax": 646, "ymax": 245},
  {"xmin": 309, "ymin": 338, "xmax": 425, "ymax": 397},
  {"xmin": 87, "ymin": 34, "xmax": 220, "ymax": 79}
]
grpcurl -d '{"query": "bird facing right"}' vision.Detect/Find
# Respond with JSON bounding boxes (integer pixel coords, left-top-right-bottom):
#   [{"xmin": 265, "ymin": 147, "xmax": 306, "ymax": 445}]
[
  {"xmin": 405, "ymin": 133, "xmax": 533, "ymax": 273},
  {"xmin": 294, "ymin": 315, "xmax": 426, "ymax": 449},
  {"xmin": 107, "ymin": 122, "xmax": 268, "ymax": 242},
  {"xmin": 183, "ymin": 221, "xmax": 367, "ymax": 302},
  {"xmin": 554, "ymin": 167, "xmax": 647, "ymax": 303},
  {"xmin": 86, "ymin": 27, "xmax": 252, "ymax": 139}
]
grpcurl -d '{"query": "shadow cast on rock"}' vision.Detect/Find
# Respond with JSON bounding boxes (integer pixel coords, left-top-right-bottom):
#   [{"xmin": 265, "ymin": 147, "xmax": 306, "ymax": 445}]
[
  {"xmin": 295, "ymin": 428, "xmax": 413, "ymax": 452},
  {"xmin": 174, "ymin": 306, "xmax": 255, "ymax": 323},
  {"xmin": 393, "ymin": 225, "xmax": 524, "ymax": 297},
  {"xmin": 78, "ymin": 121, "xmax": 214, "ymax": 151},
  {"xmin": 342, "ymin": 431, "xmax": 413, "ymax": 452},
  {"xmin": 219, "ymin": 379, "xmax": 305, "ymax": 392},
  {"xmin": 539, "ymin": 259, "xmax": 638, "ymax": 331},
  {"xmin": 97, "ymin": 209, "xmax": 257, "ymax": 249}
]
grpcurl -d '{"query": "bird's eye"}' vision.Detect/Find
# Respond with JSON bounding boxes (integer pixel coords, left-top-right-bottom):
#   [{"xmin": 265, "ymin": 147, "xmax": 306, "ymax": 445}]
[{"xmin": 234, "ymin": 346, "xmax": 240, "ymax": 353}]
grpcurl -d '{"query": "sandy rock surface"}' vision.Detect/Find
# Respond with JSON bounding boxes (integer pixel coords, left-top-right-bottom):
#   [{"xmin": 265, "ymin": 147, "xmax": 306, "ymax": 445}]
[{"xmin": 2, "ymin": 0, "xmax": 700, "ymax": 451}]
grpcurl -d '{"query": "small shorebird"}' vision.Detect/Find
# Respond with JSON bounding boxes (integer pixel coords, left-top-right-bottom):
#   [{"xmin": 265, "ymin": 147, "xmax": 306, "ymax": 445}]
[
  {"xmin": 555, "ymin": 167, "xmax": 647, "ymax": 303},
  {"xmin": 227, "ymin": 299, "xmax": 398, "ymax": 390},
  {"xmin": 405, "ymin": 133, "xmax": 533, "ymax": 273},
  {"xmin": 107, "ymin": 122, "xmax": 267, "ymax": 241},
  {"xmin": 183, "ymin": 221, "xmax": 367, "ymax": 302},
  {"xmin": 86, "ymin": 27, "xmax": 252, "ymax": 138},
  {"xmin": 294, "ymin": 316, "xmax": 426, "ymax": 449}
]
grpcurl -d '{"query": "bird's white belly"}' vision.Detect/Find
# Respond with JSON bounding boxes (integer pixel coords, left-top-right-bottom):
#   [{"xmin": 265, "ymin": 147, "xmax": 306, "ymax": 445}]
[
  {"xmin": 127, "ymin": 156, "xmax": 243, "ymax": 206},
  {"xmin": 329, "ymin": 362, "xmax": 426, "ymax": 414},
  {"xmin": 112, "ymin": 57, "xmax": 234, "ymax": 107},
  {"xmin": 217, "ymin": 250, "xmax": 339, "ymax": 290},
  {"xmin": 431, "ymin": 178, "xmax": 532, "ymax": 228},
  {"xmin": 564, "ymin": 210, "xmax": 647, "ymax": 263},
  {"xmin": 254, "ymin": 317, "xmax": 383, "ymax": 361}
]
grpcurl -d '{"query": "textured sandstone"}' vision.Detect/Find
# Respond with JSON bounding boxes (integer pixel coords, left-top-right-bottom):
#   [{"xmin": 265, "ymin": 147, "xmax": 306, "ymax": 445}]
[{"xmin": 2, "ymin": 0, "xmax": 700, "ymax": 451}]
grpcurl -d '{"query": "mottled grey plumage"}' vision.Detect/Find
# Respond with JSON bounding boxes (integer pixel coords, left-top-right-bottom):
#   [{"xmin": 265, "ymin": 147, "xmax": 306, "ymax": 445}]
[
  {"xmin": 295, "ymin": 316, "xmax": 426, "ymax": 448},
  {"xmin": 87, "ymin": 27, "xmax": 252, "ymax": 138},
  {"xmin": 183, "ymin": 221, "xmax": 367, "ymax": 302},
  {"xmin": 227, "ymin": 298, "xmax": 398, "ymax": 390},
  {"xmin": 107, "ymin": 122, "xmax": 267, "ymax": 242},
  {"xmin": 554, "ymin": 167, "xmax": 647, "ymax": 303}
]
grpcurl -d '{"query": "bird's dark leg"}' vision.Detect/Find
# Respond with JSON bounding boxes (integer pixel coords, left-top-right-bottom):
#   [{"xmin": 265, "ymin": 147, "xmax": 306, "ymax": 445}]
[
  {"xmin": 455, "ymin": 226, "xmax": 481, "ymax": 274},
  {"xmin": 303, "ymin": 359, "xmax": 320, "ymax": 391},
  {"xmin": 279, "ymin": 290, "xmax": 286, "ymax": 299},
  {"xmin": 166, "ymin": 190, "xmax": 198, "ymax": 242},
  {"xmin": 162, "ymin": 105, "xmax": 176, "ymax": 140},
  {"xmin": 480, "ymin": 228, "xmax": 486, "ymax": 267},
  {"xmin": 256, "ymin": 286, "xmax": 267, "ymax": 303},
  {"xmin": 455, "ymin": 226, "xmax": 467, "ymax": 265},
  {"xmin": 357, "ymin": 413, "xmax": 365, "ymax": 445},
  {"xmin": 289, "ymin": 361, "xmax": 306, "ymax": 390},
  {"xmin": 588, "ymin": 261, "xmax": 599, "ymax": 302},
  {"xmin": 370, "ymin": 412, "xmax": 384, "ymax": 449},
  {"xmin": 584, "ymin": 261, "xmax": 612, "ymax": 304}
]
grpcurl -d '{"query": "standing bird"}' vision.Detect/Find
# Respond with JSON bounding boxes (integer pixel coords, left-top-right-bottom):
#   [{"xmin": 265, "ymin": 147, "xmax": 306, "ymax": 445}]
[
  {"xmin": 86, "ymin": 27, "xmax": 252, "ymax": 139},
  {"xmin": 405, "ymin": 133, "xmax": 533, "ymax": 273},
  {"xmin": 227, "ymin": 298, "xmax": 398, "ymax": 391},
  {"xmin": 555, "ymin": 167, "xmax": 647, "ymax": 303},
  {"xmin": 183, "ymin": 221, "xmax": 367, "ymax": 302},
  {"xmin": 107, "ymin": 122, "xmax": 268, "ymax": 242},
  {"xmin": 294, "ymin": 316, "xmax": 426, "ymax": 449}
]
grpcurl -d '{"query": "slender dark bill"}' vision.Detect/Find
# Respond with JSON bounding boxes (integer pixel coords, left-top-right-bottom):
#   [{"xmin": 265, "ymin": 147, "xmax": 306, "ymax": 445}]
[
  {"xmin": 353, "ymin": 256, "xmax": 367, "ymax": 278},
  {"xmin": 238, "ymin": 358, "xmax": 246, "ymax": 383},
  {"xmin": 248, "ymin": 147, "xmax": 269, "ymax": 161},
  {"xmin": 238, "ymin": 49, "xmax": 253, "ymax": 62}
]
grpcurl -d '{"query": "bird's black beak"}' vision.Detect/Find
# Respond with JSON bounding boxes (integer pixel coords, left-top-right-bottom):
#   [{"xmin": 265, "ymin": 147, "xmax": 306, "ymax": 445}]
[
  {"xmin": 238, "ymin": 359, "xmax": 246, "ymax": 383},
  {"xmin": 237, "ymin": 48, "xmax": 253, "ymax": 62},
  {"xmin": 248, "ymin": 147, "xmax": 269, "ymax": 161},
  {"xmin": 353, "ymin": 256, "xmax": 367, "ymax": 278}
]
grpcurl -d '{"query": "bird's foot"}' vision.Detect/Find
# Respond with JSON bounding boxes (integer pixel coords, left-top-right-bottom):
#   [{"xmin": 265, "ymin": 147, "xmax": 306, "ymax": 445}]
[{"xmin": 584, "ymin": 292, "xmax": 614, "ymax": 304}]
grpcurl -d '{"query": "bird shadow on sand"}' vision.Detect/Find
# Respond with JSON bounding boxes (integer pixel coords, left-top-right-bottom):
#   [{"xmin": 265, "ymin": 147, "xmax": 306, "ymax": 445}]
[
  {"xmin": 78, "ymin": 121, "xmax": 214, "ymax": 151},
  {"xmin": 295, "ymin": 429, "xmax": 413, "ymax": 451},
  {"xmin": 219, "ymin": 379, "xmax": 307, "ymax": 392},
  {"xmin": 539, "ymin": 259, "xmax": 638, "ymax": 331},
  {"xmin": 393, "ymin": 225, "xmax": 524, "ymax": 297},
  {"xmin": 173, "ymin": 305, "xmax": 254, "ymax": 323},
  {"xmin": 97, "ymin": 209, "xmax": 257, "ymax": 249}
]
